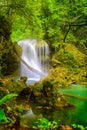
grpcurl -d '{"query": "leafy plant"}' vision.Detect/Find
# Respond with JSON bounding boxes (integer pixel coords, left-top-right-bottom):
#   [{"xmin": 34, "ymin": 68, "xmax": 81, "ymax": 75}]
[
  {"xmin": 71, "ymin": 123, "xmax": 87, "ymax": 130},
  {"xmin": 0, "ymin": 93, "xmax": 18, "ymax": 105},
  {"xmin": 17, "ymin": 107, "xmax": 25, "ymax": 114},
  {"xmin": 0, "ymin": 109, "xmax": 14, "ymax": 124},
  {"xmin": 0, "ymin": 109, "xmax": 8, "ymax": 123},
  {"xmin": 0, "ymin": 94, "xmax": 18, "ymax": 124},
  {"xmin": 32, "ymin": 117, "xmax": 58, "ymax": 130}
]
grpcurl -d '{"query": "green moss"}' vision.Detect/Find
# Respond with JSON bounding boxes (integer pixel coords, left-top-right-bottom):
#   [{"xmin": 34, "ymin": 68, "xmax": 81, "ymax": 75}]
[{"xmin": 7, "ymin": 78, "xmax": 27, "ymax": 94}]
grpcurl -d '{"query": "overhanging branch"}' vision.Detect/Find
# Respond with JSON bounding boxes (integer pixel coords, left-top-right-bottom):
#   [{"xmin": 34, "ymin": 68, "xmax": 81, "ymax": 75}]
[
  {"xmin": 70, "ymin": 23, "xmax": 87, "ymax": 26},
  {"xmin": 64, "ymin": 22, "xmax": 87, "ymax": 42}
]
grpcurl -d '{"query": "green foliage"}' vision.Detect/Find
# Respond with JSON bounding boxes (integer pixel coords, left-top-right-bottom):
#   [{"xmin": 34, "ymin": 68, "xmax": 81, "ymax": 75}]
[
  {"xmin": 0, "ymin": 109, "xmax": 8, "ymax": 124},
  {"xmin": 0, "ymin": 93, "xmax": 17, "ymax": 124},
  {"xmin": 17, "ymin": 107, "xmax": 25, "ymax": 114},
  {"xmin": 71, "ymin": 124, "xmax": 87, "ymax": 130},
  {"xmin": 0, "ymin": 108, "xmax": 14, "ymax": 124},
  {"xmin": 11, "ymin": 15, "xmax": 31, "ymax": 41},
  {"xmin": 0, "ymin": 93, "xmax": 18, "ymax": 106},
  {"xmin": 1, "ymin": 0, "xmax": 87, "ymax": 51},
  {"xmin": 57, "ymin": 49, "xmax": 76, "ymax": 67},
  {"xmin": 0, "ymin": 94, "xmax": 18, "ymax": 124},
  {"xmin": 33, "ymin": 117, "xmax": 58, "ymax": 130}
]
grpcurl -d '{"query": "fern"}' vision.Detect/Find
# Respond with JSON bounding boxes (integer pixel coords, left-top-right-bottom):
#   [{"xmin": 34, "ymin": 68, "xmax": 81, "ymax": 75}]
[
  {"xmin": 0, "ymin": 109, "xmax": 8, "ymax": 123},
  {"xmin": 0, "ymin": 93, "xmax": 18, "ymax": 105}
]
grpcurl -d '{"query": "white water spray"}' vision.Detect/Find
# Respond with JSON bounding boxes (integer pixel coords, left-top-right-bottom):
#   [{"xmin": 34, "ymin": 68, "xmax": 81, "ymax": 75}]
[{"xmin": 18, "ymin": 39, "xmax": 50, "ymax": 83}]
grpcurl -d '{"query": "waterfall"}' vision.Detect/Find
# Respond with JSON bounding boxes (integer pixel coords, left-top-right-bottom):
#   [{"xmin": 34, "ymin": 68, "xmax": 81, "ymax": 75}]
[
  {"xmin": 36, "ymin": 40, "xmax": 50, "ymax": 72},
  {"xmin": 18, "ymin": 39, "xmax": 50, "ymax": 83}
]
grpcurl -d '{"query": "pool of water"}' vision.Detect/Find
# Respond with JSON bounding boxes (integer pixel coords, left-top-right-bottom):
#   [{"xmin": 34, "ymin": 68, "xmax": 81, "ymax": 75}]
[
  {"xmin": 20, "ymin": 101, "xmax": 87, "ymax": 127},
  {"xmin": 20, "ymin": 84, "xmax": 87, "ymax": 127},
  {"xmin": 58, "ymin": 84, "xmax": 87, "ymax": 126},
  {"xmin": 59, "ymin": 84, "xmax": 87, "ymax": 97}
]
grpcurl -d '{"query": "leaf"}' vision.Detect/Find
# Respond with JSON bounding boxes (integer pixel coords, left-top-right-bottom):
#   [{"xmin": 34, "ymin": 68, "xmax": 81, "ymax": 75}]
[
  {"xmin": 32, "ymin": 121, "xmax": 38, "ymax": 126},
  {"xmin": 17, "ymin": 107, "xmax": 25, "ymax": 114},
  {"xmin": 0, "ymin": 93, "xmax": 18, "ymax": 106},
  {"xmin": 0, "ymin": 109, "xmax": 8, "ymax": 123}
]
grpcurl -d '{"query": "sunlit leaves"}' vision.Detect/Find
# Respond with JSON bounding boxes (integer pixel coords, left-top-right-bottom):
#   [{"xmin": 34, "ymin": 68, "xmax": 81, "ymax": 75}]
[
  {"xmin": 82, "ymin": 7, "xmax": 87, "ymax": 15},
  {"xmin": 1, "ymin": 0, "xmax": 87, "ymax": 46},
  {"xmin": 11, "ymin": 0, "xmax": 26, "ymax": 7}
]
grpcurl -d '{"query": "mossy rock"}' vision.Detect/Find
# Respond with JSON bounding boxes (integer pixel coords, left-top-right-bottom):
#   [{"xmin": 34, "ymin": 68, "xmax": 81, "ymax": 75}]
[
  {"xmin": 52, "ymin": 43, "xmax": 87, "ymax": 68},
  {"xmin": 7, "ymin": 77, "xmax": 28, "ymax": 94}
]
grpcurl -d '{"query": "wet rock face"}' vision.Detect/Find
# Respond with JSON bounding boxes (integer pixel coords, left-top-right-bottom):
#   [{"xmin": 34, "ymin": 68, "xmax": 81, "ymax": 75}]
[{"xmin": 58, "ymin": 125, "xmax": 73, "ymax": 130}]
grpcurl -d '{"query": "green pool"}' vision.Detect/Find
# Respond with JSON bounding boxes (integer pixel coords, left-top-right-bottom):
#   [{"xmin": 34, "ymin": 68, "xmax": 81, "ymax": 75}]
[{"xmin": 21, "ymin": 84, "xmax": 87, "ymax": 127}]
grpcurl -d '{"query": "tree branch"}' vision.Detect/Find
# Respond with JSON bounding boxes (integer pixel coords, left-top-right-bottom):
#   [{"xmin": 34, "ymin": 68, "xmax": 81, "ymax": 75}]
[
  {"xmin": 63, "ymin": 22, "xmax": 87, "ymax": 42},
  {"xmin": 69, "ymin": 22, "xmax": 87, "ymax": 26},
  {"xmin": 63, "ymin": 25, "xmax": 71, "ymax": 42}
]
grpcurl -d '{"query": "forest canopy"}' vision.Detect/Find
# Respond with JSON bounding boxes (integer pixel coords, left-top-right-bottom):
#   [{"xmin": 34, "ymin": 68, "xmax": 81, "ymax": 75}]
[{"xmin": 0, "ymin": 0, "xmax": 87, "ymax": 47}]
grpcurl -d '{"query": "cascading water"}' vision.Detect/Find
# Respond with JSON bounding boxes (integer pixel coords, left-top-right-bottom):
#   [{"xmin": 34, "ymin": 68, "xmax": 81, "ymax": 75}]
[
  {"xmin": 18, "ymin": 39, "xmax": 50, "ymax": 83},
  {"xmin": 36, "ymin": 40, "xmax": 50, "ymax": 72}
]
